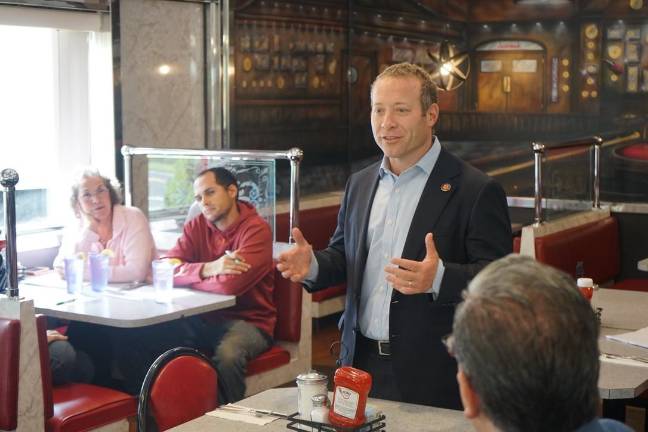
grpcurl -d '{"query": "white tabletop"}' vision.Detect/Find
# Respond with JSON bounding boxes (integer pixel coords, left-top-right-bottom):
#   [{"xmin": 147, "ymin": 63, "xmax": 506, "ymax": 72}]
[
  {"xmin": 169, "ymin": 388, "xmax": 470, "ymax": 431},
  {"xmin": 594, "ymin": 288, "xmax": 648, "ymax": 399},
  {"xmin": 19, "ymin": 273, "xmax": 235, "ymax": 328}
]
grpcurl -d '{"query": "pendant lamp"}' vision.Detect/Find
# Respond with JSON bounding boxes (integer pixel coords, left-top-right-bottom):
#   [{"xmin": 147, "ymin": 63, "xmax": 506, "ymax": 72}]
[{"xmin": 427, "ymin": 40, "xmax": 470, "ymax": 91}]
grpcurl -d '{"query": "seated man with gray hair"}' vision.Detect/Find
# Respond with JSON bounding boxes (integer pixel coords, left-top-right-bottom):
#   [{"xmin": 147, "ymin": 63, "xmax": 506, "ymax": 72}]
[{"xmin": 448, "ymin": 254, "xmax": 632, "ymax": 432}]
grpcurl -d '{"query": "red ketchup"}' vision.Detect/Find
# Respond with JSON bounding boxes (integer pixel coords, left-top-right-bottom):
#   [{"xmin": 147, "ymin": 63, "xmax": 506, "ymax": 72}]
[
  {"xmin": 577, "ymin": 277, "xmax": 594, "ymax": 301},
  {"xmin": 328, "ymin": 367, "xmax": 372, "ymax": 428}
]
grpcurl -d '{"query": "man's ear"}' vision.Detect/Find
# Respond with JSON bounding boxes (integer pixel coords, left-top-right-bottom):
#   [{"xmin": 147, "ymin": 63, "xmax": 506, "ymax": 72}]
[
  {"xmin": 227, "ymin": 184, "xmax": 238, "ymax": 199},
  {"xmin": 457, "ymin": 368, "xmax": 481, "ymax": 419},
  {"xmin": 426, "ymin": 103, "xmax": 439, "ymax": 128}
]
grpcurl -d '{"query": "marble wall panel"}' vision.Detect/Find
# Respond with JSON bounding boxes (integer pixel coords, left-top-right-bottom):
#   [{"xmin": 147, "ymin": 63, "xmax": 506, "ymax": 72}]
[{"xmin": 118, "ymin": 0, "xmax": 205, "ymax": 209}]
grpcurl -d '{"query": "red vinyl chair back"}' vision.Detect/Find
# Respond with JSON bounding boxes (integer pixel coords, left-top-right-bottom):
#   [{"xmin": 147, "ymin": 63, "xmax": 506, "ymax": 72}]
[
  {"xmin": 0, "ymin": 318, "xmax": 20, "ymax": 431},
  {"xmin": 138, "ymin": 347, "xmax": 218, "ymax": 431}
]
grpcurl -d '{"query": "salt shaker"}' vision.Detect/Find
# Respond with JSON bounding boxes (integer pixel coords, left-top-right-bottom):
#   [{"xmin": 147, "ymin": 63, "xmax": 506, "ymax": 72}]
[
  {"xmin": 310, "ymin": 394, "xmax": 329, "ymax": 425},
  {"xmin": 296, "ymin": 371, "xmax": 328, "ymax": 420}
]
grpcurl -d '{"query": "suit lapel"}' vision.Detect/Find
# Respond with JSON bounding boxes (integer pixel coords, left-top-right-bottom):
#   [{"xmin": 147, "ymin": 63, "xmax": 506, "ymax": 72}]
[
  {"xmin": 402, "ymin": 148, "xmax": 461, "ymax": 260},
  {"xmin": 353, "ymin": 165, "xmax": 380, "ymax": 294}
]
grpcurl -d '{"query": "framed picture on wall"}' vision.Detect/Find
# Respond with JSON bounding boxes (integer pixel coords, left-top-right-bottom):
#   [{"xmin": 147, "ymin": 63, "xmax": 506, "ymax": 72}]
[
  {"xmin": 627, "ymin": 65, "xmax": 639, "ymax": 92},
  {"xmin": 607, "ymin": 26, "xmax": 624, "ymax": 40},
  {"xmin": 626, "ymin": 27, "xmax": 641, "ymax": 40},
  {"xmin": 626, "ymin": 43, "xmax": 640, "ymax": 62}
]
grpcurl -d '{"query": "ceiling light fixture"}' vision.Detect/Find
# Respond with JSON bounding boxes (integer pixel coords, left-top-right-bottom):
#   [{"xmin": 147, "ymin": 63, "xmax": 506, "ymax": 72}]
[{"xmin": 427, "ymin": 40, "xmax": 470, "ymax": 91}]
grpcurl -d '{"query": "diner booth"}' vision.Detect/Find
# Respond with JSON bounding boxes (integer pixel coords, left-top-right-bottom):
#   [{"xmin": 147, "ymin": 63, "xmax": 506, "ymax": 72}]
[{"xmin": 3, "ymin": 0, "xmax": 648, "ymax": 430}]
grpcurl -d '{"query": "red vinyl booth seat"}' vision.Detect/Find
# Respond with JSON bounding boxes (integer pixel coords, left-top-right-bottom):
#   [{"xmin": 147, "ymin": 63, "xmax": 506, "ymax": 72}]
[
  {"xmin": 311, "ymin": 283, "xmax": 347, "ymax": 302},
  {"xmin": 245, "ymin": 270, "xmax": 301, "ymax": 376},
  {"xmin": 0, "ymin": 318, "xmax": 20, "ymax": 431},
  {"xmin": 49, "ymin": 384, "xmax": 137, "ymax": 432},
  {"xmin": 35, "ymin": 316, "xmax": 137, "ymax": 432},
  {"xmin": 276, "ymin": 205, "xmax": 348, "ymax": 306},
  {"xmin": 246, "ymin": 346, "xmax": 291, "ymax": 376},
  {"xmin": 533, "ymin": 216, "xmax": 647, "ymax": 291},
  {"xmin": 535, "ymin": 217, "xmax": 620, "ymax": 283}
]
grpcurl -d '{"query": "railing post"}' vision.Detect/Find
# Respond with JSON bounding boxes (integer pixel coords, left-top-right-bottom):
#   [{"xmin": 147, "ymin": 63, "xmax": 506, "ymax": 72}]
[
  {"xmin": 121, "ymin": 145, "xmax": 133, "ymax": 206},
  {"xmin": 592, "ymin": 136, "xmax": 602, "ymax": 209},
  {"xmin": 532, "ymin": 142, "xmax": 545, "ymax": 225},
  {"xmin": 288, "ymin": 148, "xmax": 304, "ymax": 243},
  {"xmin": 1, "ymin": 168, "xmax": 20, "ymax": 298}
]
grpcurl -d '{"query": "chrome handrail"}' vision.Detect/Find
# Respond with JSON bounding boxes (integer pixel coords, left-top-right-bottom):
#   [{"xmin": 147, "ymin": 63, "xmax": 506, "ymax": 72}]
[
  {"xmin": 532, "ymin": 135, "xmax": 603, "ymax": 224},
  {"xmin": 121, "ymin": 146, "xmax": 304, "ymax": 242},
  {"xmin": 1, "ymin": 168, "xmax": 19, "ymax": 298}
]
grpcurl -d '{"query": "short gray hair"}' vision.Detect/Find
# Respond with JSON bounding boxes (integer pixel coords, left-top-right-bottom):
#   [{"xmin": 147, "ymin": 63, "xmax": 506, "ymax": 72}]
[
  {"xmin": 370, "ymin": 62, "xmax": 438, "ymax": 113},
  {"xmin": 452, "ymin": 254, "xmax": 600, "ymax": 432}
]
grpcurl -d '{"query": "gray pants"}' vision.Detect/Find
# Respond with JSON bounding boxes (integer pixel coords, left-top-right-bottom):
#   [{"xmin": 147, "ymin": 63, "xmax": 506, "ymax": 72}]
[
  {"xmin": 49, "ymin": 340, "xmax": 94, "ymax": 386},
  {"xmin": 196, "ymin": 319, "xmax": 273, "ymax": 404},
  {"xmin": 113, "ymin": 317, "xmax": 272, "ymax": 401}
]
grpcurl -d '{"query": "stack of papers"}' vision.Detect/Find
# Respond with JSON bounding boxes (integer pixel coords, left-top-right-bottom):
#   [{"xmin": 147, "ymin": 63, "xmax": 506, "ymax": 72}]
[{"xmin": 606, "ymin": 327, "xmax": 648, "ymax": 349}]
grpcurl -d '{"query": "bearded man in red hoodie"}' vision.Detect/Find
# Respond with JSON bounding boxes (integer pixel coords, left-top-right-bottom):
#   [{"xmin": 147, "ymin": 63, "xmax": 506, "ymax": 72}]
[{"xmin": 166, "ymin": 167, "xmax": 276, "ymax": 403}]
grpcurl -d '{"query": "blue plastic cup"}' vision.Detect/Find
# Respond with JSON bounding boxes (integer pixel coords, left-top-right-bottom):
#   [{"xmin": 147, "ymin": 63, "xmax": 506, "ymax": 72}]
[
  {"xmin": 63, "ymin": 257, "xmax": 84, "ymax": 294},
  {"xmin": 89, "ymin": 253, "xmax": 110, "ymax": 293}
]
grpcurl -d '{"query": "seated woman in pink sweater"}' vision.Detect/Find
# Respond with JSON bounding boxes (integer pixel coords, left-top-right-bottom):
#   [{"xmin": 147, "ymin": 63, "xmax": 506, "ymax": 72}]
[
  {"xmin": 52, "ymin": 168, "xmax": 157, "ymax": 387},
  {"xmin": 54, "ymin": 169, "xmax": 157, "ymax": 282}
]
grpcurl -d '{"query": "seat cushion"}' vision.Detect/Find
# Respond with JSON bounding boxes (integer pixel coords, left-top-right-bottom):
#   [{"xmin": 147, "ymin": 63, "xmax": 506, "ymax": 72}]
[
  {"xmin": 246, "ymin": 346, "xmax": 290, "ymax": 376},
  {"xmin": 0, "ymin": 319, "xmax": 20, "ymax": 431},
  {"xmin": 612, "ymin": 278, "xmax": 648, "ymax": 292},
  {"xmin": 312, "ymin": 283, "xmax": 346, "ymax": 302},
  {"xmin": 48, "ymin": 383, "xmax": 136, "ymax": 432},
  {"xmin": 535, "ymin": 217, "xmax": 620, "ymax": 284}
]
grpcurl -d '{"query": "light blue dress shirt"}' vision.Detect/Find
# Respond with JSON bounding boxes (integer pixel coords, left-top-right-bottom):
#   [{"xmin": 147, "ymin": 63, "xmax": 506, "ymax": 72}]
[
  {"xmin": 359, "ymin": 139, "xmax": 444, "ymax": 340},
  {"xmin": 305, "ymin": 139, "xmax": 445, "ymax": 341}
]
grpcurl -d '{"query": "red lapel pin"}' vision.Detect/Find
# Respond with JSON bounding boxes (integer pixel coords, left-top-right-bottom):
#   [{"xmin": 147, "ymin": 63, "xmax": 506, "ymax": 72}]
[{"xmin": 440, "ymin": 183, "xmax": 452, "ymax": 192}]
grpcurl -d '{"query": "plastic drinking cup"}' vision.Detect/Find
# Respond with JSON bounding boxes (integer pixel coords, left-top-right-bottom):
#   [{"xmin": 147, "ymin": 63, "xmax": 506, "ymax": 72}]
[
  {"xmin": 152, "ymin": 260, "xmax": 174, "ymax": 303},
  {"xmin": 89, "ymin": 253, "xmax": 110, "ymax": 293},
  {"xmin": 63, "ymin": 257, "xmax": 84, "ymax": 294}
]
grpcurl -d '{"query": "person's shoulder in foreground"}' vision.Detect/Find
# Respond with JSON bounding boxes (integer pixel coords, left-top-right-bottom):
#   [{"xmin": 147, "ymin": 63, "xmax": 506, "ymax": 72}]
[{"xmin": 576, "ymin": 418, "xmax": 634, "ymax": 432}]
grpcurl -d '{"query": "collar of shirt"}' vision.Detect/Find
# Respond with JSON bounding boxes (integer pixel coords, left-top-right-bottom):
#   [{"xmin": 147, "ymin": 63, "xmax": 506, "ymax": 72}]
[{"xmin": 378, "ymin": 136, "xmax": 441, "ymax": 180}]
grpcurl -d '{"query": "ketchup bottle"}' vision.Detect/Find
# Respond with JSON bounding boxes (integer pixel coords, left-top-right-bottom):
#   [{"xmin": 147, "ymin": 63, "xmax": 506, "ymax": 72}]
[
  {"xmin": 578, "ymin": 277, "xmax": 594, "ymax": 301},
  {"xmin": 328, "ymin": 367, "xmax": 372, "ymax": 428}
]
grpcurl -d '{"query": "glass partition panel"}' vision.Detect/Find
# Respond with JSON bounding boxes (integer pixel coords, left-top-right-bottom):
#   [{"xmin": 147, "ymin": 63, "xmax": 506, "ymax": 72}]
[{"xmin": 147, "ymin": 155, "xmax": 276, "ymax": 241}]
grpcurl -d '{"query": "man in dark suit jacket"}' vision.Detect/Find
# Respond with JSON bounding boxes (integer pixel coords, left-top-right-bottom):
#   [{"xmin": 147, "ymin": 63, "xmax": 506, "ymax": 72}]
[{"xmin": 277, "ymin": 63, "xmax": 512, "ymax": 409}]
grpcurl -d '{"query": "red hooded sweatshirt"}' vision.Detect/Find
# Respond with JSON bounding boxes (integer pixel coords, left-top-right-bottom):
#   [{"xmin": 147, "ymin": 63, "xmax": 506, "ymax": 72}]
[{"xmin": 167, "ymin": 201, "xmax": 276, "ymax": 337}]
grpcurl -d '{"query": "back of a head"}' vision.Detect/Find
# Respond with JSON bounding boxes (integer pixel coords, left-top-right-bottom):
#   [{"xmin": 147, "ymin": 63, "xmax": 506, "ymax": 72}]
[{"xmin": 453, "ymin": 255, "xmax": 600, "ymax": 432}]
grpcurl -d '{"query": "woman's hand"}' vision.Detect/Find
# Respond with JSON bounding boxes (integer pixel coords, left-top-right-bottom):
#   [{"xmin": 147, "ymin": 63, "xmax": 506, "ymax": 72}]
[{"xmin": 46, "ymin": 329, "xmax": 68, "ymax": 344}]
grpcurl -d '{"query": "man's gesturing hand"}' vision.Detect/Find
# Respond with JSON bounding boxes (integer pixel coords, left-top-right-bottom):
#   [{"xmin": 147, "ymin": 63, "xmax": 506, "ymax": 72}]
[
  {"xmin": 385, "ymin": 232, "xmax": 439, "ymax": 295},
  {"xmin": 276, "ymin": 227, "xmax": 313, "ymax": 282}
]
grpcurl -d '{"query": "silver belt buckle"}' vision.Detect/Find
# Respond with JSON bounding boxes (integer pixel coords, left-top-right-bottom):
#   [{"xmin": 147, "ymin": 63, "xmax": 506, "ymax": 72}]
[{"xmin": 377, "ymin": 340, "xmax": 390, "ymax": 356}]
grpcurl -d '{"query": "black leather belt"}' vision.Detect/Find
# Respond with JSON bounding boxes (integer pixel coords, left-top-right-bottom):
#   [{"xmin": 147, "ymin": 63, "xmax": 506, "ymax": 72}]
[{"xmin": 357, "ymin": 332, "xmax": 391, "ymax": 356}]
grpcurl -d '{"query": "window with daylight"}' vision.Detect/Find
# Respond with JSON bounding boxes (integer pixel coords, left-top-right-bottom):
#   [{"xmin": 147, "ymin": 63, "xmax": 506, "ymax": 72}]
[{"xmin": 0, "ymin": 6, "xmax": 114, "ymax": 234}]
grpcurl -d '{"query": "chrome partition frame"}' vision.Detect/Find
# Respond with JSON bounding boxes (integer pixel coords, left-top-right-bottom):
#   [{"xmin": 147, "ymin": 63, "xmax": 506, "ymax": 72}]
[
  {"xmin": 1, "ymin": 168, "xmax": 19, "ymax": 298},
  {"xmin": 531, "ymin": 136, "xmax": 603, "ymax": 225},
  {"xmin": 121, "ymin": 146, "xmax": 304, "ymax": 242}
]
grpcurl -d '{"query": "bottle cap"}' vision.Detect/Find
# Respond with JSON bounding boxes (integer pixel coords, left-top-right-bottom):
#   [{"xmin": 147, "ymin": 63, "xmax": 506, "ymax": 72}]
[
  {"xmin": 296, "ymin": 370, "xmax": 327, "ymax": 385},
  {"xmin": 577, "ymin": 278, "xmax": 594, "ymax": 288}
]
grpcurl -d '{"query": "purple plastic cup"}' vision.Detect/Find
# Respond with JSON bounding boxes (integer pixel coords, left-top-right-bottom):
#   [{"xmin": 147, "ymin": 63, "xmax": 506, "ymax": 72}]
[
  {"xmin": 63, "ymin": 257, "xmax": 84, "ymax": 294},
  {"xmin": 89, "ymin": 253, "xmax": 110, "ymax": 293}
]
